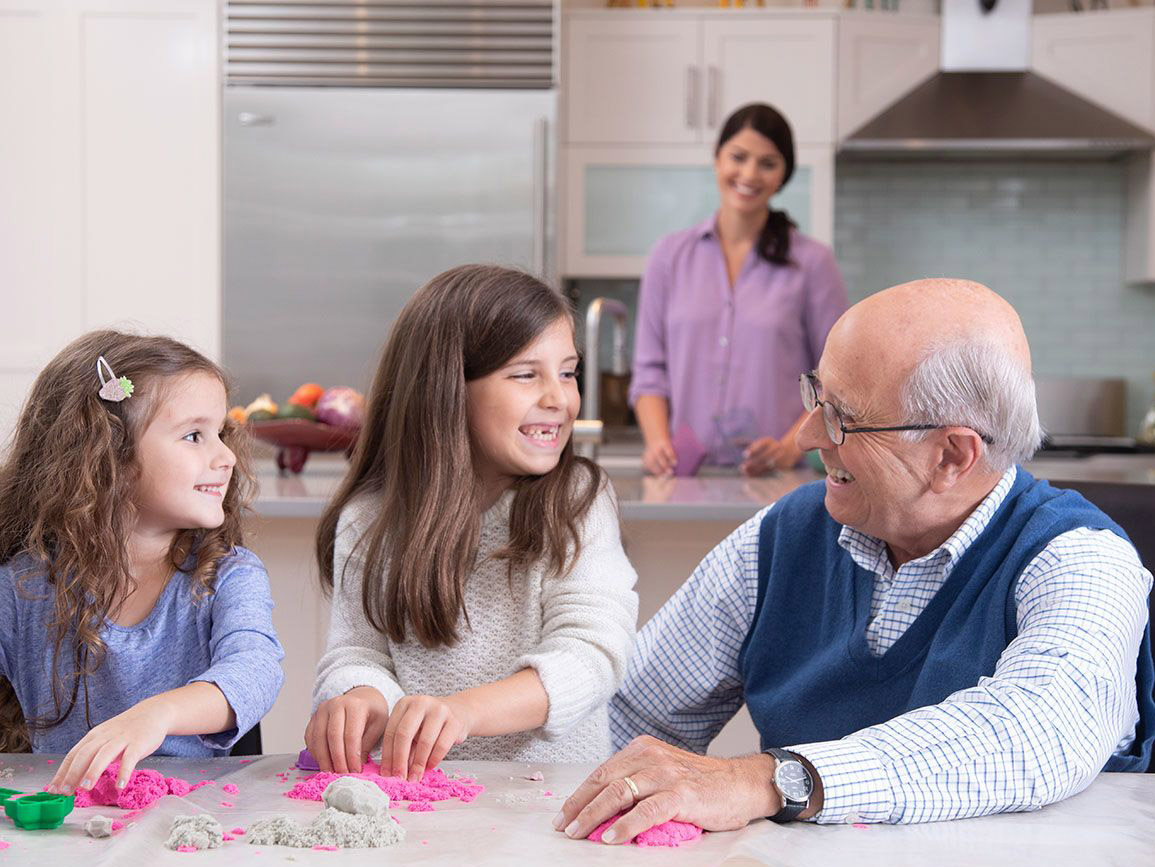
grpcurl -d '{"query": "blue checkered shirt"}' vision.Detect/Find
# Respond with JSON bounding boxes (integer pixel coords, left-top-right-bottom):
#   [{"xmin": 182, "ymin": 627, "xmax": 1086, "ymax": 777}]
[{"xmin": 610, "ymin": 467, "xmax": 1153, "ymax": 823}]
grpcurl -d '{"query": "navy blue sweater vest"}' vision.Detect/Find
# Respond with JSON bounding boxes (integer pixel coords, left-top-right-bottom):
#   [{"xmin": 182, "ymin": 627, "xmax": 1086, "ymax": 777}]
[{"xmin": 738, "ymin": 469, "xmax": 1155, "ymax": 772}]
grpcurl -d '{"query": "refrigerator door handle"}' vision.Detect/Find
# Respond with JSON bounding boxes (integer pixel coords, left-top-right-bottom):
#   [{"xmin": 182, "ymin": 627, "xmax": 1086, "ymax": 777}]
[{"xmin": 532, "ymin": 116, "xmax": 548, "ymax": 278}]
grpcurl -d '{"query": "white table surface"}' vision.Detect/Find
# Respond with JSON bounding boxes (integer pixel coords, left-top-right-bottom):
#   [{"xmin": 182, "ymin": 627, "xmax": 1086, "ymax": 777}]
[{"xmin": 1, "ymin": 755, "xmax": 1152, "ymax": 865}]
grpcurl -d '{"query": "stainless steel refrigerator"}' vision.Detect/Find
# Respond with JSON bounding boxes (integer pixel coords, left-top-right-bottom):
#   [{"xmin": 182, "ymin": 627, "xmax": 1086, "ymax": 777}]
[{"xmin": 223, "ymin": 85, "xmax": 555, "ymax": 403}]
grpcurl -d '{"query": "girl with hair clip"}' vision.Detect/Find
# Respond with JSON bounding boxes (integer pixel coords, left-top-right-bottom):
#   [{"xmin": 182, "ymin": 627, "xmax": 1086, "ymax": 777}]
[
  {"xmin": 307, "ymin": 264, "xmax": 639, "ymax": 779},
  {"xmin": 0, "ymin": 330, "xmax": 284, "ymax": 793}
]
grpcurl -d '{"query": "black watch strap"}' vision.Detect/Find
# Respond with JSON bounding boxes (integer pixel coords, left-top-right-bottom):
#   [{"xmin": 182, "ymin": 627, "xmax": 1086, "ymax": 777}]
[{"xmin": 764, "ymin": 747, "xmax": 810, "ymax": 823}]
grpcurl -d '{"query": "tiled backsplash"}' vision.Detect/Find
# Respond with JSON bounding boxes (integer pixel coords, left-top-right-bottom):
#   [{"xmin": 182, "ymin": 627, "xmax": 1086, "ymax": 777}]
[{"xmin": 573, "ymin": 160, "xmax": 1155, "ymax": 434}]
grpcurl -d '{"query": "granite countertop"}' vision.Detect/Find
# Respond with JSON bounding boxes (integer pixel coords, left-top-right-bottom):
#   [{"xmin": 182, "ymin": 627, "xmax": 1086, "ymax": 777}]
[{"xmin": 250, "ymin": 451, "xmax": 1155, "ymax": 522}]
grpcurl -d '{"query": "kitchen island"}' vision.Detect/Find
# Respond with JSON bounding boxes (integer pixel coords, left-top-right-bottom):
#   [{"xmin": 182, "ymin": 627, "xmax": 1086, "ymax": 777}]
[{"xmin": 247, "ymin": 451, "xmax": 1155, "ymax": 757}]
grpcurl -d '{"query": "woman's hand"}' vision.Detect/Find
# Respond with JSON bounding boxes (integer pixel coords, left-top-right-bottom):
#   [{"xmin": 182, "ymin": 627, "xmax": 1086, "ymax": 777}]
[
  {"xmin": 741, "ymin": 436, "xmax": 802, "ymax": 476},
  {"xmin": 305, "ymin": 685, "xmax": 391, "ymax": 774},
  {"xmin": 47, "ymin": 699, "xmax": 173, "ymax": 794},
  {"xmin": 642, "ymin": 438, "xmax": 677, "ymax": 476},
  {"xmin": 382, "ymin": 694, "xmax": 474, "ymax": 782}
]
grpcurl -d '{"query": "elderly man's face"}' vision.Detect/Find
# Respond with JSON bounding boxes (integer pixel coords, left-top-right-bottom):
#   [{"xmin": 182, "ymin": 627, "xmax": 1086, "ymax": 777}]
[{"xmin": 796, "ymin": 327, "xmax": 938, "ymax": 545}]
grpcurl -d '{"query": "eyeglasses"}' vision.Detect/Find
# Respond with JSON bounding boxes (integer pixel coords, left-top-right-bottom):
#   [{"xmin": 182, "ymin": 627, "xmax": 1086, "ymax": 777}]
[{"xmin": 799, "ymin": 372, "xmax": 994, "ymax": 447}]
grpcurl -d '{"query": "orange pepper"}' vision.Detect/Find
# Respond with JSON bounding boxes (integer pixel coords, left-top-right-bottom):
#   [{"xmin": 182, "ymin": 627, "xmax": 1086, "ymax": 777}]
[{"xmin": 288, "ymin": 383, "xmax": 324, "ymax": 409}]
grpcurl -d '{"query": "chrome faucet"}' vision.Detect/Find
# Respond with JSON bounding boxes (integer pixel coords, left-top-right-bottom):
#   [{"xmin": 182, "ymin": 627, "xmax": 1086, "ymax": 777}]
[{"xmin": 574, "ymin": 297, "xmax": 629, "ymax": 460}]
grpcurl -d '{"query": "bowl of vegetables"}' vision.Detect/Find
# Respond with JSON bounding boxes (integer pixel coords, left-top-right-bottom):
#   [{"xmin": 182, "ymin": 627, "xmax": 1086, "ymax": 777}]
[{"xmin": 233, "ymin": 383, "xmax": 364, "ymax": 474}]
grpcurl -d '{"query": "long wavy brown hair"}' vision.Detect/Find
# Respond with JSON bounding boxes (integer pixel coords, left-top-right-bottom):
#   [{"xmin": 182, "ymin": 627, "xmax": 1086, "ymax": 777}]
[
  {"xmin": 0, "ymin": 330, "xmax": 255, "ymax": 751},
  {"xmin": 316, "ymin": 265, "xmax": 604, "ymax": 649}
]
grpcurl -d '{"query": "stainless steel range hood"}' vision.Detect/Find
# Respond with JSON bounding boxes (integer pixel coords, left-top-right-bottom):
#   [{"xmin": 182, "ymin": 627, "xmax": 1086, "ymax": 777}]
[{"xmin": 841, "ymin": 0, "xmax": 1155, "ymax": 158}]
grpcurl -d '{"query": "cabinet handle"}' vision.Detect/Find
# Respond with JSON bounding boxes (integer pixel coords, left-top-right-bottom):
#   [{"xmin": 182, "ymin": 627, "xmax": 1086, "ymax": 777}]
[
  {"xmin": 707, "ymin": 65, "xmax": 720, "ymax": 128},
  {"xmin": 532, "ymin": 116, "xmax": 548, "ymax": 279},
  {"xmin": 685, "ymin": 66, "xmax": 700, "ymax": 130},
  {"xmin": 237, "ymin": 112, "xmax": 274, "ymax": 127}
]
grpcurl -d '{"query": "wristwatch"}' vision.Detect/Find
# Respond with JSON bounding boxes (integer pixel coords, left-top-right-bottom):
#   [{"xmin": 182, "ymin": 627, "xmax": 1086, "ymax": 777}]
[{"xmin": 764, "ymin": 747, "xmax": 814, "ymax": 823}]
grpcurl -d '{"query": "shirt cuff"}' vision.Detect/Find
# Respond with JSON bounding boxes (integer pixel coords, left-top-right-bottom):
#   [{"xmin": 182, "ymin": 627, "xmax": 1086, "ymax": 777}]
[{"xmin": 787, "ymin": 738, "xmax": 895, "ymax": 824}]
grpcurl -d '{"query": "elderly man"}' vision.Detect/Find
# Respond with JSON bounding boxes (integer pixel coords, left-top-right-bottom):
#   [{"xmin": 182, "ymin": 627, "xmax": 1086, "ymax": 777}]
[{"xmin": 555, "ymin": 279, "xmax": 1154, "ymax": 841}]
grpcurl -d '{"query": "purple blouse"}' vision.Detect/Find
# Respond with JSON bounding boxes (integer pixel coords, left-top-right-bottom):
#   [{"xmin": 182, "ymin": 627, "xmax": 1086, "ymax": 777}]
[{"xmin": 628, "ymin": 214, "xmax": 848, "ymax": 465}]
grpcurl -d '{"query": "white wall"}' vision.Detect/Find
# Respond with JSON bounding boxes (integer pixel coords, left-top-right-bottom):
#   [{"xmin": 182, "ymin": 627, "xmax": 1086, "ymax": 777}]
[{"xmin": 0, "ymin": 0, "xmax": 220, "ymax": 440}]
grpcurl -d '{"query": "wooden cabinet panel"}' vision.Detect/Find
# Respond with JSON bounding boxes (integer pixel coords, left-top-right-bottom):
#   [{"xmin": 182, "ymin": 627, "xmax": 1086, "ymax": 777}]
[
  {"xmin": 837, "ymin": 13, "xmax": 940, "ymax": 141},
  {"xmin": 702, "ymin": 17, "xmax": 836, "ymax": 146},
  {"xmin": 565, "ymin": 16, "xmax": 701, "ymax": 145}
]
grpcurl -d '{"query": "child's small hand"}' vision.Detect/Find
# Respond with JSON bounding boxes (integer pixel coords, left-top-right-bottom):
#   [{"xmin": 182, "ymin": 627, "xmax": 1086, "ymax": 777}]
[
  {"xmin": 305, "ymin": 686, "xmax": 390, "ymax": 775},
  {"xmin": 47, "ymin": 699, "xmax": 172, "ymax": 794},
  {"xmin": 382, "ymin": 694, "xmax": 474, "ymax": 782}
]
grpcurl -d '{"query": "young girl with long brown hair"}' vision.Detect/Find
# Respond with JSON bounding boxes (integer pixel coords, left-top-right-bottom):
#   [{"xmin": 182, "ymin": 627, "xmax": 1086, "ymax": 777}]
[
  {"xmin": 0, "ymin": 331, "xmax": 284, "ymax": 793},
  {"xmin": 307, "ymin": 265, "xmax": 638, "ymax": 779}
]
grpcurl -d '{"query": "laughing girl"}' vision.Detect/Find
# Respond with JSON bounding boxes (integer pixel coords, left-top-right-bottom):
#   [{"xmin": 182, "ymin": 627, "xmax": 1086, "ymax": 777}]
[{"xmin": 307, "ymin": 265, "xmax": 638, "ymax": 779}]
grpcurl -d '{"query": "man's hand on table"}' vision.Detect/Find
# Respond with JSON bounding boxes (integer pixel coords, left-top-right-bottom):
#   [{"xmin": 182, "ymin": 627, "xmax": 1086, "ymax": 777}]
[{"xmin": 553, "ymin": 735, "xmax": 820, "ymax": 844}]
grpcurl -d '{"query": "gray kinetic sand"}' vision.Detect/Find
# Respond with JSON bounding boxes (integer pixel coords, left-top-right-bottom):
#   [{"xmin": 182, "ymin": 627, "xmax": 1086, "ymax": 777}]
[
  {"xmin": 164, "ymin": 814, "xmax": 224, "ymax": 850},
  {"xmin": 321, "ymin": 777, "xmax": 389, "ymax": 816},
  {"xmin": 84, "ymin": 815, "xmax": 114, "ymax": 838},
  {"xmin": 247, "ymin": 777, "xmax": 404, "ymax": 849}
]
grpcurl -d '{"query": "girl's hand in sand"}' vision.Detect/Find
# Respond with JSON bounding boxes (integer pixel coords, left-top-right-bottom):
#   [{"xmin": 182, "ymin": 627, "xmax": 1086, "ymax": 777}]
[
  {"xmin": 382, "ymin": 694, "xmax": 474, "ymax": 782},
  {"xmin": 48, "ymin": 700, "xmax": 172, "ymax": 794},
  {"xmin": 306, "ymin": 685, "xmax": 391, "ymax": 775}
]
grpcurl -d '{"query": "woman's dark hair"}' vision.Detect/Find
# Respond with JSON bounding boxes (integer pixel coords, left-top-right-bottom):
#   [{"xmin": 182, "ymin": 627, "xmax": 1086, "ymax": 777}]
[
  {"xmin": 715, "ymin": 102, "xmax": 797, "ymax": 266},
  {"xmin": 316, "ymin": 264, "xmax": 604, "ymax": 649}
]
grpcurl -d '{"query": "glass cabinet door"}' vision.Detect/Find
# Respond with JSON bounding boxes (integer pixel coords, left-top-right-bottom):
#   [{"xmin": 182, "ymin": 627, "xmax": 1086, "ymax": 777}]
[{"xmin": 563, "ymin": 145, "xmax": 831, "ymax": 277}]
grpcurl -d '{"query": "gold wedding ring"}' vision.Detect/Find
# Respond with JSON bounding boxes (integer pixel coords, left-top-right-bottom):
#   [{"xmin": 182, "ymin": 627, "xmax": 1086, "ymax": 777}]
[{"xmin": 622, "ymin": 775, "xmax": 640, "ymax": 803}]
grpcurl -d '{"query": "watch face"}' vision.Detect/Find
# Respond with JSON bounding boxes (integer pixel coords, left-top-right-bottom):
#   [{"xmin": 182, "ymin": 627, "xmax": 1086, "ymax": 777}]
[{"xmin": 774, "ymin": 759, "xmax": 813, "ymax": 802}]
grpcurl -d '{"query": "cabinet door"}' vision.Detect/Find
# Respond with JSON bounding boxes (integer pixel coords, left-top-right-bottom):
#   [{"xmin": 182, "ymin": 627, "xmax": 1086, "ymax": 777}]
[
  {"xmin": 0, "ymin": 0, "xmax": 218, "ymax": 439},
  {"xmin": 565, "ymin": 15, "xmax": 702, "ymax": 145},
  {"xmin": 837, "ymin": 12, "xmax": 940, "ymax": 141},
  {"xmin": 1032, "ymin": 9, "xmax": 1155, "ymax": 134},
  {"xmin": 701, "ymin": 17, "xmax": 836, "ymax": 146},
  {"xmin": 561, "ymin": 144, "xmax": 831, "ymax": 278}
]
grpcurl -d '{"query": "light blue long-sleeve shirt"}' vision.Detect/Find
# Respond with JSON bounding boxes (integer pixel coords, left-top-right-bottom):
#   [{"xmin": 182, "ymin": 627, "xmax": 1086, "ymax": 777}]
[
  {"xmin": 0, "ymin": 546, "xmax": 284, "ymax": 756},
  {"xmin": 610, "ymin": 467, "xmax": 1153, "ymax": 823}
]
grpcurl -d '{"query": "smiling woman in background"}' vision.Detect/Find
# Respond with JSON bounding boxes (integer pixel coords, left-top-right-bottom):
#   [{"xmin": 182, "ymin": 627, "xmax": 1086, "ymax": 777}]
[{"xmin": 630, "ymin": 103, "xmax": 849, "ymax": 476}]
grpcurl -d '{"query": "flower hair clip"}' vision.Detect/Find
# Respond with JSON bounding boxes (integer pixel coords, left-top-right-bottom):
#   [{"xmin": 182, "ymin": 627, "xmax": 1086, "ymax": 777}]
[{"xmin": 96, "ymin": 356, "xmax": 134, "ymax": 402}]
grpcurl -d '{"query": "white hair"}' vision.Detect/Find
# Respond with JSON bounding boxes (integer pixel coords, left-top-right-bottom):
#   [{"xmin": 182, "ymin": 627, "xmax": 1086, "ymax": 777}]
[{"xmin": 899, "ymin": 336, "xmax": 1043, "ymax": 472}]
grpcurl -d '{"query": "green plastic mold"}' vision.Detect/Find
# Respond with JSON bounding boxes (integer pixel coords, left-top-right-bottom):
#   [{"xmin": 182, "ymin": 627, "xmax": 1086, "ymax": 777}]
[{"xmin": 0, "ymin": 789, "xmax": 75, "ymax": 830}]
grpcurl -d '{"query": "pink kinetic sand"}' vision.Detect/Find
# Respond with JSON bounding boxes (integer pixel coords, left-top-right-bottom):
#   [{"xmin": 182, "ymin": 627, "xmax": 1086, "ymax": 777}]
[
  {"xmin": 222, "ymin": 783, "xmax": 239, "ymax": 795},
  {"xmin": 312, "ymin": 845, "xmax": 339, "ymax": 851},
  {"xmin": 0, "ymin": 842, "xmax": 9, "ymax": 850},
  {"xmin": 176, "ymin": 845, "xmax": 198, "ymax": 853},
  {"xmin": 70, "ymin": 762, "xmax": 218, "ymax": 810},
  {"xmin": 284, "ymin": 760, "xmax": 483, "ymax": 807},
  {"xmin": 230, "ymin": 827, "xmax": 245, "ymax": 835},
  {"xmin": 587, "ymin": 814, "xmax": 704, "ymax": 848},
  {"xmin": 407, "ymin": 801, "xmax": 433, "ymax": 812}
]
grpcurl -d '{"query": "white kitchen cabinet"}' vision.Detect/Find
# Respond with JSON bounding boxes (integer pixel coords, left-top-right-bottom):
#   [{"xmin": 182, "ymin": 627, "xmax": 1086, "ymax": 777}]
[
  {"xmin": 564, "ymin": 15, "xmax": 701, "ymax": 145},
  {"xmin": 0, "ymin": 0, "xmax": 220, "ymax": 436},
  {"xmin": 1031, "ymin": 8, "xmax": 1155, "ymax": 135},
  {"xmin": 559, "ymin": 8, "xmax": 937, "ymax": 278},
  {"xmin": 562, "ymin": 143, "xmax": 833, "ymax": 277},
  {"xmin": 1032, "ymin": 9, "xmax": 1155, "ymax": 284},
  {"xmin": 837, "ymin": 12, "xmax": 940, "ymax": 140},
  {"xmin": 564, "ymin": 10, "xmax": 839, "ymax": 148},
  {"xmin": 701, "ymin": 17, "xmax": 836, "ymax": 145}
]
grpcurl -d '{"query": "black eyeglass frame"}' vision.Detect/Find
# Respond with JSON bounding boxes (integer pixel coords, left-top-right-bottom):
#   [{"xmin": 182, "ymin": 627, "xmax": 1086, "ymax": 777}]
[{"xmin": 799, "ymin": 372, "xmax": 994, "ymax": 447}]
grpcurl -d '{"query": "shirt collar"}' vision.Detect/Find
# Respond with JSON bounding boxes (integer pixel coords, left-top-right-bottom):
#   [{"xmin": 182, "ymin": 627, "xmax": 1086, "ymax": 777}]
[
  {"xmin": 695, "ymin": 211, "xmax": 721, "ymax": 240},
  {"xmin": 836, "ymin": 466, "xmax": 1019, "ymax": 577}
]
